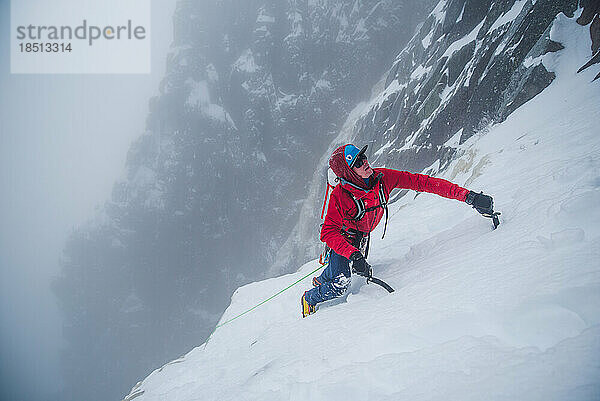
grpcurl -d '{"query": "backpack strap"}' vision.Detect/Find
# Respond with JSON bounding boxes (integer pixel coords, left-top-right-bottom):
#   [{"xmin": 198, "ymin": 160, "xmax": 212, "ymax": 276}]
[
  {"xmin": 341, "ymin": 176, "xmax": 388, "ymax": 233},
  {"xmin": 320, "ymin": 182, "xmax": 336, "ymax": 219},
  {"xmin": 350, "ymin": 193, "xmax": 366, "ymax": 220},
  {"xmin": 360, "ymin": 179, "xmax": 389, "ymax": 239},
  {"xmin": 378, "ymin": 180, "xmax": 389, "ymax": 239}
]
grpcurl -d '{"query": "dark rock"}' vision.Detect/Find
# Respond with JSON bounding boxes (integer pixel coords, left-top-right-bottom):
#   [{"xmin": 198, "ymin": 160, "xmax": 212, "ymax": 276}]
[
  {"xmin": 502, "ymin": 63, "xmax": 556, "ymax": 119},
  {"xmin": 356, "ymin": 0, "xmax": 581, "ymax": 175},
  {"xmin": 577, "ymin": 0, "xmax": 600, "ymax": 72},
  {"xmin": 578, "ymin": 50, "xmax": 600, "ymax": 73},
  {"xmin": 576, "ymin": 0, "xmax": 600, "ymax": 26},
  {"xmin": 545, "ymin": 39, "xmax": 565, "ymax": 54},
  {"xmin": 447, "ymin": 41, "xmax": 476, "ymax": 86},
  {"xmin": 593, "ymin": 15, "xmax": 600, "ymax": 54}
]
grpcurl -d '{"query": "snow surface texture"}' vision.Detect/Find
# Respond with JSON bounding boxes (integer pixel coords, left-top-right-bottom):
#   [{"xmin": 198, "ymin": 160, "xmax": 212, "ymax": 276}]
[{"xmin": 124, "ymin": 13, "xmax": 600, "ymax": 401}]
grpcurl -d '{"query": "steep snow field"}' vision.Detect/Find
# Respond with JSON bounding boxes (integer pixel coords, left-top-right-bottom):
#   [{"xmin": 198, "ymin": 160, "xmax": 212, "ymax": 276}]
[{"xmin": 124, "ymin": 13, "xmax": 599, "ymax": 401}]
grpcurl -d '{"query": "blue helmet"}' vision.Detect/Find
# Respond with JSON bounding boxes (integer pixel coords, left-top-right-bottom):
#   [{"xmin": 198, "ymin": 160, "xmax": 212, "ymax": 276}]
[{"xmin": 343, "ymin": 144, "xmax": 368, "ymax": 168}]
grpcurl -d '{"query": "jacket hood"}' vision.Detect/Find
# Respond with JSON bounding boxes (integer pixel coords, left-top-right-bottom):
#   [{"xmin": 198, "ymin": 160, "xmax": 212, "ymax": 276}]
[{"xmin": 329, "ymin": 144, "xmax": 372, "ymax": 190}]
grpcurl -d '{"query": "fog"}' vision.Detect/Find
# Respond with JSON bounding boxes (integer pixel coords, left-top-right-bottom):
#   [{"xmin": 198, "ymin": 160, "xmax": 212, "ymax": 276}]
[
  {"xmin": 1, "ymin": 0, "xmax": 435, "ymax": 399},
  {"xmin": 0, "ymin": 0, "xmax": 178, "ymax": 399}
]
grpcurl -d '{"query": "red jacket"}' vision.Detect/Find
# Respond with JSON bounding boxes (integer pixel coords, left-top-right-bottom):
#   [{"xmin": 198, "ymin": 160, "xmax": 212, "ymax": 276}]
[{"xmin": 321, "ymin": 147, "xmax": 469, "ymax": 259}]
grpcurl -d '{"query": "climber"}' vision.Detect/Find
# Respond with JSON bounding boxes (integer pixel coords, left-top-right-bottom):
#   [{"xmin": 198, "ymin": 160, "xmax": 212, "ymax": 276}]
[{"xmin": 301, "ymin": 144, "xmax": 495, "ymax": 317}]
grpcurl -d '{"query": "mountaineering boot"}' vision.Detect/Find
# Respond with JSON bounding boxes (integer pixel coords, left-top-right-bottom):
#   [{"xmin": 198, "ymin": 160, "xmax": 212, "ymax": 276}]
[
  {"xmin": 312, "ymin": 276, "xmax": 322, "ymax": 287},
  {"xmin": 301, "ymin": 291, "xmax": 316, "ymax": 318}
]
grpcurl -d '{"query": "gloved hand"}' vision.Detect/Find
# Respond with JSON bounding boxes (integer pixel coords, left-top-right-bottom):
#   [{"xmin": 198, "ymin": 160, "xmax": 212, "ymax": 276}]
[
  {"xmin": 465, "ymin": 191, "xmax": 494, "ymax": 216},
  {"xmin": 350, "ymin": 251, "xmax": 372, "ymax": 278}
]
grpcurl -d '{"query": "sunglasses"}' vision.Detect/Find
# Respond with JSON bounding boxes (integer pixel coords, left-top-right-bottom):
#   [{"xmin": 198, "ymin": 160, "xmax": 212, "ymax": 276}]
[{"xmin": 353, "ymin": 154, "xmax": 368, "ymax": 168}]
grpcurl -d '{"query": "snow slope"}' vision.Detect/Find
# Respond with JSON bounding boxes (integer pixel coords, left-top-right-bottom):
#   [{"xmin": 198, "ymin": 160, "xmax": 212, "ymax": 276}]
[{"xmin": 124, "ymin": 13, "xmax": 600, "ymax": 401}]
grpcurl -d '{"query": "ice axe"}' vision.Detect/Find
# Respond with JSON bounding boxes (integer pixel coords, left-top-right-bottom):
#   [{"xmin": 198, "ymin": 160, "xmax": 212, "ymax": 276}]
[{"xmin": 482, "ymin": 210, "xmax": 501, "ymax": 229}]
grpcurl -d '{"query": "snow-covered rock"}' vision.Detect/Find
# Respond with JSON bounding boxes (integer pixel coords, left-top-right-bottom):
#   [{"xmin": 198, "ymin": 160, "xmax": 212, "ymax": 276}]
[{"xmin": 273, "ymin": 0, "xmax": 598, "ymax": 277}]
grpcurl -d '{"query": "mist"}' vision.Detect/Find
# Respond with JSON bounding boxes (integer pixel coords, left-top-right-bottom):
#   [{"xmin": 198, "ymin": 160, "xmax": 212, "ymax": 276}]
[
  {"xmin": 2, "ymin": 0, "xmax": 435, "ymax": 399},
  {"xmin": 0, "ymin": 0, "xmax": 178, "ymax": 399}
]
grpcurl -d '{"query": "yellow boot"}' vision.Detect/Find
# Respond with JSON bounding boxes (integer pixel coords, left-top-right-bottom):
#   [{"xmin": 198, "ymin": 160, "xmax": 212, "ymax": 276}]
[{"xmin": 301, "ymin": 292, "xmax": 316, "ymax": 318}]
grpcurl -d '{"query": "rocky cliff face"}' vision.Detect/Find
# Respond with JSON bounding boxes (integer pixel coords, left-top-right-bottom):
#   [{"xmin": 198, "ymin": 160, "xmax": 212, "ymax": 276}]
[
  {"xmin": 358, "ymin": 0, "xmax": 580, "ymax": 174},
  {"xmin": 54, "ymin": 1, "xmax": 434, "ymax": 400},
  {"xmin": 576, "ymin": 0, "xmax": 600, "ymax": 79},
  {"xmin": 274, "ymin": 0, "xmax": 599, "ymax": 275}
]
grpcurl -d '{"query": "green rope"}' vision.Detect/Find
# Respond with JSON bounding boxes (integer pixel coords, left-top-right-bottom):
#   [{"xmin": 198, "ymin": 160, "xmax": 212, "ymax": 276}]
[{"xmin": 203, "ymin": 262, "xmax": 327, "ymax": 348}]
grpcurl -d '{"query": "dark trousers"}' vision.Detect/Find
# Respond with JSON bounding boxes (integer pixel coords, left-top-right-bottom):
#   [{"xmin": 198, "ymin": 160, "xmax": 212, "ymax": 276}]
[{"xmin": 304, "ymin": 250, "xmax": 351, "ymax": 306}]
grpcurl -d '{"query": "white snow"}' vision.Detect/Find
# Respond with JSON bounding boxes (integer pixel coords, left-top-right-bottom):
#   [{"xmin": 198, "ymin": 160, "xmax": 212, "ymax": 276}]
[
  {"xmin": 233, "ymin": 49, "xmax": 259, "ymax": 73},
  {"xmin": 442, "ymin": 19, "xmax": 484, "ymax": 59},
  {"xmin": 186, "ymin": 79, "xmax": 210, "ymax": 107},
  {"xmin": 374, "ymin": 139, "xmax": 395, "ymax": 157},
  {"xmin": 353, "ymin": 18, "xmax": 367, "ymax": 38},
  {"xmin": 444, "ymin": 128, "xmax": 463, "ymax": 148},
  {"xmin": 523, "ymin": 54, "xmax": 545, "ymax": 68},
  {"xmin": 255, "ymin": 150, "xmax": 267, "ymax": 162},
  {"xmin": 421, "ymin": 29, "xmax": 434, "ymax": 49},
  {"xmin": 410, "ymin": 64, "xmax": 432, "ymax": 80},
  {"xmin": 489, "ymin": 0, "xmax": 528, "ymax": 33},
  {"xmin": 257, "ymin": 14, "xmax": 275, "ymax": 24},
  {"xmin": 367, "ymin": 78, "xmax": 407, "ymax": 112},
  {"xmin": 186, "ymin": 78, "xmax": 237, "ymax": 128},
  {"xmin": 456, "ymin": 2, "xmax": 466, "ymax": 23},
  {"xmin": 336, "ymin": 13, "xmax": 349, "ymax": 42},
  {"xmin": 206, "ymin": 63, "xmax": 219, "ymax": 82},
  {"xmin": 315, "ymin": 79, "xmax": 332, "ymax": 91},
  {"xmin": 423, "ymin": 158, "xmax": 441, "ymax": 175},
  {"xmin": 431, "ymin": 0, "xmax": 448, "ymax": 24},
  {"xmin": 286, "ymin": 10, "xmax": 304, "ymax": 40},
  {"xmin": 392, "ymin": 130, "xmax": 419, "ymax": 154},
  {"xmin": 124, "ymin": 13, "xmax": 600, "ymax": 401},
  {"xmin": 144, "ymin": 188, "xmax": 165, "ymax": 210},
  {"xmin": 493, "ymin": 30, "xmax": 520, "ymax": 58},
  {"xmin": 440, "ymin": 78, "xmax": 462, "ymax": 104}
]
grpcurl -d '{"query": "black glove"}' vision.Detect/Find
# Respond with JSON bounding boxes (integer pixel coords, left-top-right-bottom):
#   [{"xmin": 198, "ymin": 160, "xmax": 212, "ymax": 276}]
[
  {"xmin": 465, "ymin": 191, "xmax": 494, "ymax": 216},
  {"xmin": 350, "ymin": 251, "xmax": 372, "ymax": 278}
]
